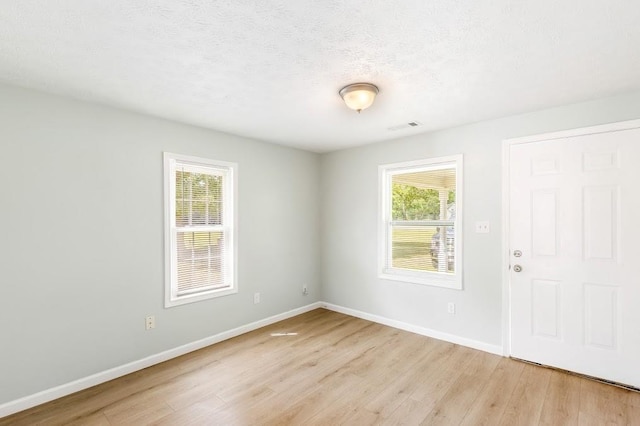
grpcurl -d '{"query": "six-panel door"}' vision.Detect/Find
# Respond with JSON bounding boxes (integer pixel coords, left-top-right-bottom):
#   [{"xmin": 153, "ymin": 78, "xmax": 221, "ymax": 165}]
[{"xmin": 509, "ymin": 126, "xmax": 640, "ymax": 388}]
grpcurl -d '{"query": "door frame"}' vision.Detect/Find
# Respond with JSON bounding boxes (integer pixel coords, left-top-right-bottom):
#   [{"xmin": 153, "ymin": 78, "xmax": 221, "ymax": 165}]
[{"xmin": 501, "ymin": 118, "xmax": 640, "ymax": 357}]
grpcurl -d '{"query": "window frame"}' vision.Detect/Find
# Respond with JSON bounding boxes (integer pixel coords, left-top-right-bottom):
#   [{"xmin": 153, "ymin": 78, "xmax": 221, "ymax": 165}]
[
  {"xmin": 164, "ymin": 152, "xmax": 238, "ymax": 307},
  {"xmin": 378, "ymin": 155, "xmax": 463, "ymax": 289}
]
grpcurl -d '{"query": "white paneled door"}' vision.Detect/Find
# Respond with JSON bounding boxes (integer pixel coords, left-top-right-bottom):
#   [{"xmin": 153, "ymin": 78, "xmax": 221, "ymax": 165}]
[{"xmin": 508, "ymin": 121, "xmax": 640, "ymax": 388}]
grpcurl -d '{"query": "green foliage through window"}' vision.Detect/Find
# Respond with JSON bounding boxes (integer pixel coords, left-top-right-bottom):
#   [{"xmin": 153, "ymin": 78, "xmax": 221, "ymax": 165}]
[
  {"xmin": 391, "ymin": 184, "xmax": 455, "ymax": 220},
  {"xmin": 176, "ymin": 171, "xmax": 223, "ymax": 227}
]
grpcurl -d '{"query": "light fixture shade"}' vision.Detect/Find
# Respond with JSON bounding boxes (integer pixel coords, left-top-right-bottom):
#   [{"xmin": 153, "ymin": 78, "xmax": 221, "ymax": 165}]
[{"xmin": 339, "ymin": 83, "xmax": 379, "ymax": 113}]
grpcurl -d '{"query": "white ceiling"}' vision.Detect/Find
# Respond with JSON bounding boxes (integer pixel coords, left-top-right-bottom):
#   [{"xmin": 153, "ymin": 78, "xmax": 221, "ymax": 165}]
[{"xmin": 1, "ymin": 1, "xmax": 639, "ymax": 153}]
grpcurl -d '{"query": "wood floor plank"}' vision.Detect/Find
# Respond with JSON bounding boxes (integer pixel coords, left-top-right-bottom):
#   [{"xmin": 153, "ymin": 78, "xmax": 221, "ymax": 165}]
[
  {"xmin": 459, "ymin": 357, "xmax": 526, "ymax": 425},
  {"xmin": 383, "ymin": 396, "xmax": 435, "ymax": 426},
  {"xmin": 162, "ymin": 375, "xmax": 227, "ymax": 412},
  {"xmin": 627, "ymin": 388, "xmax": 640, "ymax": 408},
  {"xmin": 578, "ymin": 377, "xmax": 627, "ymax": 425},
  {"xmin": 380, "ymin": 341, "xmax": 465, "ymax": 425},
  {"xmin": 538, "ymin": 369, "xmax": 582, "ymax": 426},
  {"xmin": 150, "ymin": 402, "xmax": 229, "ymax": 426},
  {"xmin": 242, "ymin": 379, "xmax": 324, "ymax": 425},
  {"xmin": 337, "ymin": 408, "xmax": 382, "ymax": 426},
  {"xmin": 220, "ymin": 319, "xmax": 380, "ymax": 399},
  {"xmin": 2, "ymin": 308, "xmax": 638, "ymax": 426},
  {"xmin": 364, "ymin": 338, "xmax": 451, "ymax": 419},
  {"xmin": 625, "ymin": 403, "xmax": 640, "ymax": 426},
  {"xmin": 102, "ymin": 387, "xmax": 175, "ymax": 425},
  {"xmin": 419, "ymin": 351, "xmax": 501, "ymax": 425},
  {"xmin": 65, "ymin": 411, "xmax": 112, "ymax": 426},
  {"xmin": 261, "ymin": 372, "xmax": 363, "ymax": 425},
  {"xmin": 499, "ymin": 363, "xmax": 552, "ymax": 426},
  {"xmin": 404, "ymin": 343, "xmax": 475, "ymax": 405}
]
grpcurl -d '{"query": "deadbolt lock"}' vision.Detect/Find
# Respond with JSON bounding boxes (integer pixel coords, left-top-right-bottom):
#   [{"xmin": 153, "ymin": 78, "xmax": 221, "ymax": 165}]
[{"xmin": 513, "ymin": 250, "xmax": 522, "ymax": 257}]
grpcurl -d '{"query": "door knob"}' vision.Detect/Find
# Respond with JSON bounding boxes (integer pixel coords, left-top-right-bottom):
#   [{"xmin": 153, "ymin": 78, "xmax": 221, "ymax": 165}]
[
  {"xmin": 513, "ymin": 264, "xmax": 523, "ymax": 272},
  {"xmin": 513, "ymin": 250, "xmax": 522, "ymax": 257}
]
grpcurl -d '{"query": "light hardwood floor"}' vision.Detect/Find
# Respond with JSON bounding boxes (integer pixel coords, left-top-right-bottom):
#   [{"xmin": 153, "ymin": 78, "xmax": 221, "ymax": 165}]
[{"xmin": 2, "ymin": 308, "xmax": 639, "ymax": 425}]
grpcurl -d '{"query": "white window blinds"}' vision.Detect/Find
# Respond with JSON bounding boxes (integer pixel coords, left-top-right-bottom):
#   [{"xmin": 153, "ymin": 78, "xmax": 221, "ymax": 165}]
[{"xmin": 175, "ymin": 166, "xmax": 227, "ymax": 295}]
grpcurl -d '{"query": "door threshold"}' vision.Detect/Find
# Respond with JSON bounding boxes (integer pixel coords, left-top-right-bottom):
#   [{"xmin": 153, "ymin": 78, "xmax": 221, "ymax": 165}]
[{"xmin": 510, "ymin": 357, "xmax": 640, "ymax": 393}]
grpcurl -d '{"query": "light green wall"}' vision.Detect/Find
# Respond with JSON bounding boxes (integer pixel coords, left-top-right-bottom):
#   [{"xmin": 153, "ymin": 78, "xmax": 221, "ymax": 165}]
[
  {"xmin": 0, "ymin": 83, "xmax": 321, "ymax": 404},
  {"xmin": 320, "ymin": 90, "xmax": 640, "ymax": 346}
]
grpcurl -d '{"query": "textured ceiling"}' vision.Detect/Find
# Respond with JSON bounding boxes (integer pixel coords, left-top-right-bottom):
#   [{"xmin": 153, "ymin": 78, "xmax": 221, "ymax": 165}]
[{"xmin": 1, "ymin": 1, "xmax": 639, "ymax": 152}]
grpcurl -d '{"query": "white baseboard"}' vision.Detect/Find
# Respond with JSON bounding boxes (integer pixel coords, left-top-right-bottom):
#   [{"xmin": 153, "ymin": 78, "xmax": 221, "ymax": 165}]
[
  {"xmin": 1, "ymin": 300, "xmax": 503, "ymax": 418},
  {"xmin": 0, "ymin": 302, "xmax": 322, "ymax": 418},
  {"xmin": 320, "ymin": 302, "xmax": 503, "ymax": 356}
]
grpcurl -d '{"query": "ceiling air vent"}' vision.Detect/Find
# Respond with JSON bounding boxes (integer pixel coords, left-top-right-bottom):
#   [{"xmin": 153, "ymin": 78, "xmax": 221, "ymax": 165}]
[{"xmin": 388, "ymin": 121, "xmax": 422, "ymax": 131}]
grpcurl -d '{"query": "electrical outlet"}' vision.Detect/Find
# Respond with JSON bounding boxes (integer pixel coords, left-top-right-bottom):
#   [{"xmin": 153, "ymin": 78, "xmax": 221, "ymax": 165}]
[
  {"xmin": 302, "ymin": 284, "xmax": 308, "ymax": 295},
  {"xmin": 145, "ymin": 315, "xmax": 155, "ymax": 330},
  {"xmin": 254, "ymin": 292, "xmax": 260, "ymax": 304},
  {"xmin": 475, "ymin": 221, "xmax": 490, "ymax": 233},
  {"xmin": 447, "ymin": 303, "xmax": 455, "ymax": 315}
]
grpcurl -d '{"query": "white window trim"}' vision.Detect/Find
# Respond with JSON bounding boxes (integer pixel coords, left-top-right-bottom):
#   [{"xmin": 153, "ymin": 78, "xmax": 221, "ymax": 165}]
[
  {"xmin": 163, "ymin": 152, "xmax": 238, "ymax": 307},
  {"xmin": 378, "ymin": 154, "xmax": 463, "ymax": 289}
]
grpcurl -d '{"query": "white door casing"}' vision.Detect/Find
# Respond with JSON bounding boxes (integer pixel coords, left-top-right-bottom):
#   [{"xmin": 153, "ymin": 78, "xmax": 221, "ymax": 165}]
[{"xmin": 505, "ymin": 120, "xmax": 640, "ymax": 388}]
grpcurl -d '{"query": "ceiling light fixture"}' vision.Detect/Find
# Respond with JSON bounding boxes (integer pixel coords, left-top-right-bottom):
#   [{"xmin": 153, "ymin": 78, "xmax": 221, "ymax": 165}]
[{"xmin": 339, "ymin": 83, "xmax": 379, "ymax": 113}]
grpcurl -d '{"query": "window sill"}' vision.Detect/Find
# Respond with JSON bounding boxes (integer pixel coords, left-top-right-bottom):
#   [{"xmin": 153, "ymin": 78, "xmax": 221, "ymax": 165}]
[
  {"xmin": 380, "ymin": 270, "xmax": 462, "ymax": 290},
  {"xmin": 165, "ymin": 286, "xmax": 237, "ymax": 308}
]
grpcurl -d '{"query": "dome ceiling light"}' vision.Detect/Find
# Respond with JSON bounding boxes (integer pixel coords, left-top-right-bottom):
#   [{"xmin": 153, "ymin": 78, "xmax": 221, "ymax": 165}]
[{"xmin": 339, "ymin": 83, "xmax": 379, "ymax": 113}]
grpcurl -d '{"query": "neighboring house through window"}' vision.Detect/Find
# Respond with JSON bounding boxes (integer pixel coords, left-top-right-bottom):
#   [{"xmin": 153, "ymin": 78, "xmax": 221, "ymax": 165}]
[
  {"xmin": 379, "ymin": 155, "xmax": 463, "ymax": 289},
  {"xmin": 164, "ymin": 153, "xmax": 238, "ymax": 307}
]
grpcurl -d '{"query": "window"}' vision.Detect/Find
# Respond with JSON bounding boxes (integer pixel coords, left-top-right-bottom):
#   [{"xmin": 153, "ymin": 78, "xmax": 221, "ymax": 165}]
[
  {"xmin": 379, "ymin": 155, "xmax": 463, "ymax": 289},
  {"xmin": 164, "ymin": 153, "xmax": 237, "ymax": 307}
]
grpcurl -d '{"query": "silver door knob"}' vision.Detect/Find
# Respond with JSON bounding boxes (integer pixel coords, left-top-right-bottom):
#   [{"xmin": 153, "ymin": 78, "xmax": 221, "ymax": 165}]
[{"xmin": 513, "ymin": 264, "xmax": 523, "ymax": 272}]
